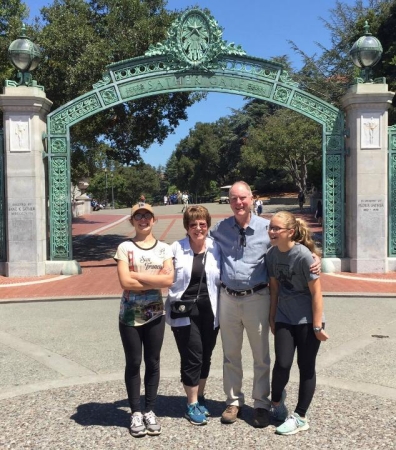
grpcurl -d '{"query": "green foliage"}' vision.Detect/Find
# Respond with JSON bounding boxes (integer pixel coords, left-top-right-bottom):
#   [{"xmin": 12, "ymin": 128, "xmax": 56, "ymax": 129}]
[
  {"xmin": 87, "ymin": 163, "xmax": 160, "ymax": 207},
  {"xmin": 289, "ymin": 1, "xmax": 396, "ymax": 111},
  {"xmin": 70, "ymin": 140, "xmax": 111, "ymax": 185},
  {"xmin": 27, "ymin": 0, "xmax": 198, "ymax": 166},
  {"xmin": 169, "ymin": 121, "xmax": 223, "ymax": 195},
  {"xmin": 0, "ymin": 0, "xmax": 28, "ymax": 123},
  {"xmin": 165, "ymin": 94, "xmax": 323, "ymax": 196}
]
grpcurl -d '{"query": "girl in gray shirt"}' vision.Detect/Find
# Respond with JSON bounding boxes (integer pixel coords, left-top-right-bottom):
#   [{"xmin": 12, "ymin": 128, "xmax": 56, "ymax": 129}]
[{"xmin": 266, "ymin": 211, "xmax": 329, "ymax": 436}]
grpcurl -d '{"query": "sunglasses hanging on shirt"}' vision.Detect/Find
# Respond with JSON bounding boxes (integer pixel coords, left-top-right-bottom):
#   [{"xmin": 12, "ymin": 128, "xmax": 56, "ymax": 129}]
[{"xmin": 239, "ymin": 228, "xmax": 246, "ymax": 247}]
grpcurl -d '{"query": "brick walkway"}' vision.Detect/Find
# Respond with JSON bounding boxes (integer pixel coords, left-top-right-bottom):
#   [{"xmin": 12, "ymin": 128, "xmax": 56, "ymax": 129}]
[{"xmin": 1, "ymin": 209, "xmax": 395, "ymax": 301}]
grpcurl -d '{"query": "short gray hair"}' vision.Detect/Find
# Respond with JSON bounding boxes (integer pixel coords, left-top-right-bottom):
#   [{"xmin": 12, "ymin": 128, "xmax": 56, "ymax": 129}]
[{"xmin": 230, "ymin": 181, "xmax": 253, "ymax": 196}]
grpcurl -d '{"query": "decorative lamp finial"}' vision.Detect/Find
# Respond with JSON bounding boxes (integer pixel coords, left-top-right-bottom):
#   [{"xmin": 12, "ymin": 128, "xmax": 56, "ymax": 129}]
[
  {"xmin": 349, "ymin": 21, "xmax": 383, "ymax": 83},
  {"xmin": 7, "ymin": 23, "xmax": 41, "ymax": 87}
]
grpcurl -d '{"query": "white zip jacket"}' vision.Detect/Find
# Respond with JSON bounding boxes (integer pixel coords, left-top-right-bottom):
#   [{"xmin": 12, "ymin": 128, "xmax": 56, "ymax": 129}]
[{"xmin": 165, "ymin": 236, "xmax": 221, "ymax": 329}]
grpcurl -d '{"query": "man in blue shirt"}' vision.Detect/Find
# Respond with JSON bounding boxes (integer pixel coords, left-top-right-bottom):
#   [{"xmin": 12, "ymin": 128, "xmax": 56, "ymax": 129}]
[{"xmin": 211, "ymin": 181, "xmax": 319, "ymax": 428}]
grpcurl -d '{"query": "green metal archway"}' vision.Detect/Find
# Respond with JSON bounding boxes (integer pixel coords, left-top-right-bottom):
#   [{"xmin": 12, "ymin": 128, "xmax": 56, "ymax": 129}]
[{"xmin": 46, "ymin": 8, "xmax": 345, "ymax": 261}]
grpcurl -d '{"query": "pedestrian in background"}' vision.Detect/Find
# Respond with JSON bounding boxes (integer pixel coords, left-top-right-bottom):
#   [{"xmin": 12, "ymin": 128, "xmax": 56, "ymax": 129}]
[
  {"xmin": 315, "ymin": 200, "xmax": 323, "ymax": 226},
  {"xmin": 298, "ymin": 191, "xmax": 305, "ymax": 212},
  {"xmin": 181, "ymin": 192, "xmax": 189, "ymax": 213}
]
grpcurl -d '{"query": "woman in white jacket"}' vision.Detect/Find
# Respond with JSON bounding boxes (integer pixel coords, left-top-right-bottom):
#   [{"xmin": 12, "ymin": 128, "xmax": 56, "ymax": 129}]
[{"xmin": 166, "ymin": 205, "xmax": 221, "ymax": 426}]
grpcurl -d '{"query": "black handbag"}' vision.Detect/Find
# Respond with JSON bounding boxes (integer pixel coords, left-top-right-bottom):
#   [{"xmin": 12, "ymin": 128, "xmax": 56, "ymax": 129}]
[{"xmin": 170, "ymin": 252, "xmax": 207, "ymax": 319}]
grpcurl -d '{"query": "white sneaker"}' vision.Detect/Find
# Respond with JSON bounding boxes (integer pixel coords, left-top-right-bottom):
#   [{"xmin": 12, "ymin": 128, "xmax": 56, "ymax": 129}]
[
  {"xmin": 143, "ymin": 410, "xmax": 162, "ymax": 436},
  {"xmin": 275, "ymin": 412, "xmax": 309, "ymax": 435},
  {"xmin": 129, "ymin": 412, "xmax": 147, "ymax": 438}
]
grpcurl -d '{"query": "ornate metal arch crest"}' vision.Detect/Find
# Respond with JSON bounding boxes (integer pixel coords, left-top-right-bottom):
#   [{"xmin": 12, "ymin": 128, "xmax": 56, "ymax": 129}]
[{"xmin": 145, "ymin": 8, "xmax": 246, "ymax": 71}]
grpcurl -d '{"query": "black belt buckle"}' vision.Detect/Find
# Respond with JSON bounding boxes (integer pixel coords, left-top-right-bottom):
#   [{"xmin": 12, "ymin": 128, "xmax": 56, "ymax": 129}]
[
  {"xmin": 226, "ymin": 286, "xmax": 249, "ymax": 296},
  {"xmin": 223, "ymin": 283, "xmax": 264, "ymax": 297}
]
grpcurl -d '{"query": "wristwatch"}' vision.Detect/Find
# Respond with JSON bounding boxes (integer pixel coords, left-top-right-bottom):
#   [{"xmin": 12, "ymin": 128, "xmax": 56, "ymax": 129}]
[{"xmin": 313, "ymin": 326, "xmax": 323, "ymax": 333}]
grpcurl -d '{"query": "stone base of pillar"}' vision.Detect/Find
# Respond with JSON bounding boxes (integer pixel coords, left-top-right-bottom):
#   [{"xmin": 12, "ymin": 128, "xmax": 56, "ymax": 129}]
[
  {"xmin": 321, "ymin": 258, "xmax": 350, "ymax": 273},
  {"xmin": 5, "ymin": 261, "xmax": 46, "ymax": 277},
  {"xmin": 45, "ymin": 260, "xmax": 82, "ymax": 275},
  {"xmin": 350, "ymin": 258, "xmax": 388, "ymax": 273},
  {"xmin": 387, "ymin": 258, "xmax": 396, "ymax": 271}
]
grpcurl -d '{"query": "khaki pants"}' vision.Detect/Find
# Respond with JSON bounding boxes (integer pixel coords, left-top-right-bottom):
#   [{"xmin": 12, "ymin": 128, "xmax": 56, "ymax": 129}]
[{"xmin": 219, "ymin": 287, "xmax": 271, "ymax": 409}]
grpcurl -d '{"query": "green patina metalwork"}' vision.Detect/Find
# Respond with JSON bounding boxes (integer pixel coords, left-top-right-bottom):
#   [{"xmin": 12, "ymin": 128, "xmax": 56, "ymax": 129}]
[
  {"xmin": 0, "ymin": 129, "xmax": 5, "ymax": 261},
  {"xmin": 388, "ymin": 125, "xmax": 396, "ymax": 256},
  {"xmin": 47, "ymin": 8, "xmax": 345, "ymax": 260}
]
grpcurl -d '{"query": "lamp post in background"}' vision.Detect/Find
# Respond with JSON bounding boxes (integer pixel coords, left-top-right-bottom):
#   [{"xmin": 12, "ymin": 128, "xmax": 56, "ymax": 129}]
[
  {"xmin": 111, "ymin": 172, "xmax": 115, "ymax": 209},
  {"xmin": 104, "ymin": 168, "xmax": 108, "ymax": 208}
]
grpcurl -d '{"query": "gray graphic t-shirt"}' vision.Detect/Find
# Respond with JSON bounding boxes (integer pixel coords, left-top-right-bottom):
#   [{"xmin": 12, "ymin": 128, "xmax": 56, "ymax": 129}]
[{"xmin": 266, "ymin": 243, "xmax": 324, "ymax": 325}]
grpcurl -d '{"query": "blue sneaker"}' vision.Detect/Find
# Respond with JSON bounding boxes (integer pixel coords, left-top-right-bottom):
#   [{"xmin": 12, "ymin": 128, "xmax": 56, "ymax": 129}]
[
  {"xmin": 276, "ymin": 413, "xmax": 309, "ymax": 435},
  {"xmin": 185, "ymin": 402, "xmax": 208, "ymax": 425},
  {"xmin": 198, "ymin": 395, "xmax": 210, "ymax": 417},
  {"xmin": 270, "ymin": 390, "xmax": 288, "ymax": 422}
]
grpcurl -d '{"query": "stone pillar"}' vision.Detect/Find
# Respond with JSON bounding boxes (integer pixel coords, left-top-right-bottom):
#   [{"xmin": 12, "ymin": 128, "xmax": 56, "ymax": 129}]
[
  {"xmin": 0, "ymin": 86, "xmax": 52, "ymax": 276},
  {"xmin": 341, "ymin": 83, "xmax": 394, "ymax": 273}
]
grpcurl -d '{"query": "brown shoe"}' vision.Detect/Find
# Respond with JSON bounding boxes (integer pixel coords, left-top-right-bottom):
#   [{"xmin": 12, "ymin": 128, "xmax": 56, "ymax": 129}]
[
  {"xmin": 252, "ymin": 408, "xmax": 270, "ymax": 428},
  {"xmin": 221, "ymin": 405, "xmax": 241, "ymax": 424}
]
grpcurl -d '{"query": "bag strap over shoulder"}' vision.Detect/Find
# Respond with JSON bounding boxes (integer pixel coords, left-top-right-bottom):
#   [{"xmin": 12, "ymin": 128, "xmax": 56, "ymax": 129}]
[{"xmin": 196, "ymin": 251, "xmax": 207, "ymax": 300}]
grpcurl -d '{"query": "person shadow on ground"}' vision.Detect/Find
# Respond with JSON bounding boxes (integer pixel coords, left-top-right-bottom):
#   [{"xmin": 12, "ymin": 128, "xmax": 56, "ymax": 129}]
[{"xmin": 70, "ymin": 395, "xmax": 255, "ymax": 428}]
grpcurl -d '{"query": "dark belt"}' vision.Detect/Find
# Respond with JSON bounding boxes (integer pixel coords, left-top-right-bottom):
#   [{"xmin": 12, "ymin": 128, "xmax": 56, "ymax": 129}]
[{"xmin": 221, "ymin": 282, "xmax": 268, "ymax": 297}]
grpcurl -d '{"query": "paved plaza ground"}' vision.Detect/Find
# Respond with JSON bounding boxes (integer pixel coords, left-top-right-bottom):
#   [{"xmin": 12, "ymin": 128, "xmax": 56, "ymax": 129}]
[{"xmin": 0, "ymin": 203, "xmax": 395, "ymax": 449}]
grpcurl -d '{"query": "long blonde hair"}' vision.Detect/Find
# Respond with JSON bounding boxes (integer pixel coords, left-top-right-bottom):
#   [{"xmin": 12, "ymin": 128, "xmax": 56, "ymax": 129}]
[{"xmin": 272, "ymin": 211, "xmax": 321, "ymax": 256}]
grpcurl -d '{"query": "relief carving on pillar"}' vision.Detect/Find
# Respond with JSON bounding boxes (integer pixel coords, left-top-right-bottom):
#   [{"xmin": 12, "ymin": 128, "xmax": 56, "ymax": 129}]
[
  {"xmin": 361, "ymin": 114, "xmax": 381, "ymax": 149},
  {"xmin": 10, "ymin": 116, "xmax": 30, "ymax": 152}
]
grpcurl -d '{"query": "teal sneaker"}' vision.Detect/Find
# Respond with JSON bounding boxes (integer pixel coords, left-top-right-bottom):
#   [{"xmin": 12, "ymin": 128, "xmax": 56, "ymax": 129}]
[
  {"xmin": 198, "ymin": 395, "xmax": 210, "ymax": 417},
  {"xmin": 270, "ymin": 390, "xmax": 288, "ymax": 422},
  {"xmin": 276, "ymin": 413, "xmax": 309, "ymax": 435},
  {"xmin": 185, "ymin": 402, "xmax": 208, "ymax": 425}
]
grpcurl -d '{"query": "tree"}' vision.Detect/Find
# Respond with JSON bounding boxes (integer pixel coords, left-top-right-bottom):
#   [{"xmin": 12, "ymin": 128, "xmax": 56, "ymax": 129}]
[
  {"xmin": 30, "ymin": 0, "xmax": 199, "ymax": 166},
  {"xmin": 87, "ymin": 162, "xmax": 160, "ymax": 207},
  {"xmin": 0, "ymin": 0, "xmax": 28, "ymax": 123},
  {"xmin": 289, "ymin": 1, "xmax": 396, "ymax": 111},
  {"xmin": 243, "ymin": 109, "xmax": 322, "ymax": 193},
  {"xmin": 172, "ymin": 122, "xmax": 222, "ymax": 196}
]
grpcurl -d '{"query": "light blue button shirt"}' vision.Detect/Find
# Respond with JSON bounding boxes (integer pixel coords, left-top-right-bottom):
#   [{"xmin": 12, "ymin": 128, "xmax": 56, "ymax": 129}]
[{"xmin": 210, "ymin": 214, "xmax": 271, "ymax": 290}]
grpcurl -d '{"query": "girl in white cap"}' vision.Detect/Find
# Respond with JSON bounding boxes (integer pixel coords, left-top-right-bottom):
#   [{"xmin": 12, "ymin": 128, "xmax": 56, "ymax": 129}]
[{"xmin": 114, "ymin": 203, "xmax": 174, "ymax": 438}]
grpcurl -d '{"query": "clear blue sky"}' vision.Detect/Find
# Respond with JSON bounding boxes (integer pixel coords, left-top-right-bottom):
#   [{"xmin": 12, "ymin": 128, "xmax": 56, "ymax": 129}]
[{"xmin": 24, "ymin": 0, "xmax": 359, "ymax": 167}]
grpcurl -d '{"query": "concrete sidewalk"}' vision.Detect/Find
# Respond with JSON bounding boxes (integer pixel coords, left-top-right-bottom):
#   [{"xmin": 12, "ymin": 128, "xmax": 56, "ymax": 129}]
[{"xmin": 0, "ymin": 297, "xmax": 395, "ymax": 449}]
